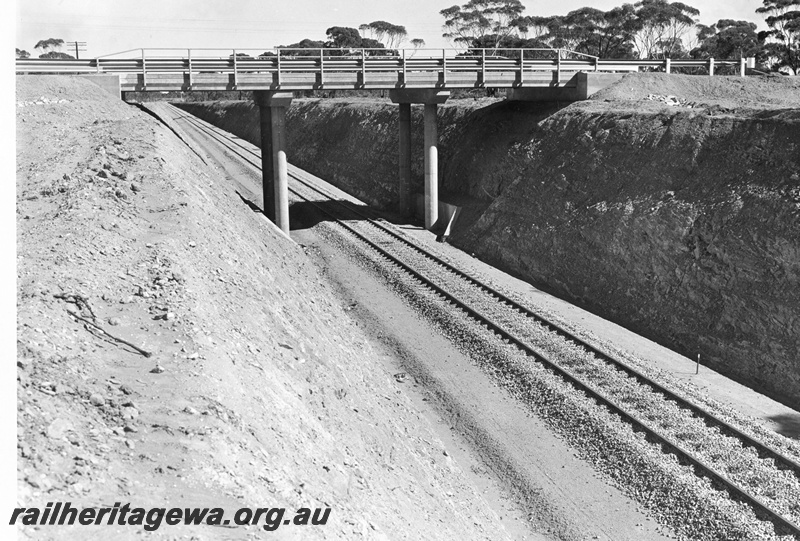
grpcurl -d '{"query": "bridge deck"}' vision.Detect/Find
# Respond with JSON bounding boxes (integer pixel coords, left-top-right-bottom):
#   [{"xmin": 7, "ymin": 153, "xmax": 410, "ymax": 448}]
[{"xmin": 118, "ymin": 71, "xmax": 580, "ymax": 92}]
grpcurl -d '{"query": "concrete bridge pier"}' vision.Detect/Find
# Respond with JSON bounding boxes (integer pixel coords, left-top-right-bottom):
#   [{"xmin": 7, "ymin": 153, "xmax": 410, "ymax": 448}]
[
  {"xmin": 423, "ymin": 103, "xmax": 438, "ymax": 229},
  {"xmin": 389, "ymin": 89, "xmax": 449, "ymax": 230},
  {"xmin": 254, "ymin": 90, "xmax": 294, "ymax": 234}
]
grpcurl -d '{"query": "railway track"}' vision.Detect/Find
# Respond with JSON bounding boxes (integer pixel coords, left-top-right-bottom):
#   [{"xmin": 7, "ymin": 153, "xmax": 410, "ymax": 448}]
[{"xmin": 162, "ymin": 102, "xmax": 800, "ymax": 539}]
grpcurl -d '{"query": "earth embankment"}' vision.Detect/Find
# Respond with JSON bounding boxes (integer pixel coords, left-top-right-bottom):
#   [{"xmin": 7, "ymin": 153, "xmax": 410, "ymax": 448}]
[{"xmin": 173, "ymin": 73, "xmax": 800, "ymax": 407}]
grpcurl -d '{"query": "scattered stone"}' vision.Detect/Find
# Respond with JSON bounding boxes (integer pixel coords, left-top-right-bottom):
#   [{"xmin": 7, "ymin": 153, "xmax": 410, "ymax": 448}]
[
  {"xmin": 188, "ymin": 241, "xmax": 196, "ymax": 248},
  {"xmin": 26, "ymin": 475, "xmax": 50, "ymax": 489},
  {"xmin": 183, "ymin": 406, "xmax": 200, "ymax": 415},
  {"xmin": 46, "ymin": 418, "xmax": 73, "ymax": 439},
  {"xmin": 150, "ymin": 365, "xmax": 165, "ymax": 374},
  {"xmin": 130, "ymin": 182, "xmax": 140, "ymax": 193},
  {"xmin": 108, "ymin": 317, "xmax": 121, "ymax": 326},
  {"xmin": 123, "ymin": 425, "xmax": 138, "ymax": 433},
  {"xmin": 393, "ymin": 373, "xmax": 407, "ymax": 383},
  {"xmin": 119, "ymin": 384, "xmax": 133, "ymax": 395},
  {"xmin": 119, "ymin": 295, "xmax": 134, "ymax": 304},
  {"xmin": 97, "ymin": 169, "xmax": 109, "ymax": 179},
  {"xmin": 125, "ymin": 440, "xmax": 135, "ymax": 450},
  {"xmin": 18, "ymin": 442, "xmax": 32, "ymax": 458},
  {"xmin": 121, "ymin": 407, "xmax": 139, "ymax": 420},
  {"xmin": 89, "ymin": 394, "xmax": 105, "ymax": 407},
  {"xmin": 165, "ymin": 312, "xmax": 176, "ymax": 321},
  {"xmin": 644, "ymin": 93, "xmax": 690, "ymax": 107}
]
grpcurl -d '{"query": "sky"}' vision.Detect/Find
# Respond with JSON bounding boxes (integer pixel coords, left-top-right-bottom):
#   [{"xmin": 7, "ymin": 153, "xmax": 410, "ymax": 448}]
[{"xmin": 15, "ymin": 0, "xmax": 768, "ymax": 58}]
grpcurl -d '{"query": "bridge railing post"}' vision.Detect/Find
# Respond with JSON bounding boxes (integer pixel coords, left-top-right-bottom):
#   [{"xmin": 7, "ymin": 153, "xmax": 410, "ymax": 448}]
[
  {"xmin": 708, "ymin": 57, "xmax": 714, "ymax": 76},
  {"xmin": 518, "ymin": 48, "xmax": 524, "ymax": 85},
  {"xmin": 232, "ymin": 49, "xmax": 238, "ymax": 87},
  {"xmin": 276, "ymin": 48, "xmax": 282, "ymax": 86},
  {"xmin": 740, "ymin": 57, "xmax": 746, "ymax": 77},
  {"xmin": 187, "ymin": 49, "xmax": 193, "ymax": 88},
  {"xmin": 441, "ymin": 49, "xmax": 447, "ymax": 86},
  {"xmin": 401, "ymin": 48, "xmax": 406, "ymax": 86},
  {"xmin": 665, "ymin": 57, "xmax": 671, "ymax": 74},
  {"xmin": 361, "ymin": 48, "xmax": 366, "ymax": 88},
  {"xmin": 319, "ymin": 49, "xmax": 324, "ymax": 86},
  {"xmin": 480, "ymin": 49, "xmax": 486, "ymax": 86},
  {"xmin": 141, "ymin": 49, "xmax": 147, "ymax": 89},
  {"xmin": 556, "ymin": 49, "xmax": 561, "ymax": 84}
]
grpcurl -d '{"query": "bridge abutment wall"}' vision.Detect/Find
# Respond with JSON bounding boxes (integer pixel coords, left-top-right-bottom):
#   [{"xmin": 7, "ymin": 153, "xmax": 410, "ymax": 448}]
[{"xmin": 173, "ymin": 82, "xmax": 800, "ymax": 407}]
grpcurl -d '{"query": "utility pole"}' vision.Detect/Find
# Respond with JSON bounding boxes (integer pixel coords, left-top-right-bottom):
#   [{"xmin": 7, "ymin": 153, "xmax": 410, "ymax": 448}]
[{"xmin": 64, "ymin": 41, "xmax": 87, "ymax": 59}]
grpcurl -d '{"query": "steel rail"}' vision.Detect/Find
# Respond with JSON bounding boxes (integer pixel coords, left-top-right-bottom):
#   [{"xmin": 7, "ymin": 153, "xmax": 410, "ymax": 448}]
[{"xmin": 167, "ymin": 105, "xmax": 800, "ymax": 537}]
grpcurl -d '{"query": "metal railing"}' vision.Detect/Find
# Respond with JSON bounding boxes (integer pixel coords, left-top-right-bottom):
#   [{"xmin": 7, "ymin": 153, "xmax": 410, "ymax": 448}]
[{"xmin": 15, "ymin": 48, "xmax": 754, "ymax": 89}]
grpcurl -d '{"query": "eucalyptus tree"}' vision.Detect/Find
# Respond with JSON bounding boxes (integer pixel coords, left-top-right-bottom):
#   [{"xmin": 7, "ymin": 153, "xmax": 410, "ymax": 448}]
[
  {"xmin": 692, "ymin": 19, "xmax": 763, "ymax": 61},
  {"xmin": 34, "ymin": 38, "xmax": 65, "ymax": 57},
  {"xmin": 631, "ymin": 0, "xmax": 700, "ymax": 58},
  {"xmin": 439, "ymin": 0, "xmax": 528, "ymax": 50},
  {"xmin": 359, "ymin": 21, "xmax": 408, "ymax": 48},
  {"xmin": 756, "ymin": 0, "xmax": 800, "ymax": 73}
]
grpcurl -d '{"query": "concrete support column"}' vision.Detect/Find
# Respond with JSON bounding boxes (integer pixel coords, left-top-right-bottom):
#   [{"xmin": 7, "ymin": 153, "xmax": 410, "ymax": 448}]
[
  {"xmin": 253, "ymin": 91, "xmax": 293, "ymax": 234},
  {"xmin": 423, "ymin": 103, "xmax": 439, "ymax": 229},
  {"xmin": 388, "ymin": 88, "xmax": 448, "ymax": 231},
  {"xmin": 257, "ymin": 105, "xmax": 275, "ymax": 222},
  {"xmin": 271, "ymin": 106, "xmax": 290, "ymax": 233},
  {"xmin": 398, "ymin": 103, "xmax": 412, "ymax": 217}
]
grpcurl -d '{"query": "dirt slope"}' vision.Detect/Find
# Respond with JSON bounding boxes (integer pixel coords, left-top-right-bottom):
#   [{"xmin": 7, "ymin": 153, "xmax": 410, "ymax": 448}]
[{"xmin": 16, "ymin": 75, "xmax": 511, "ymax": 540}]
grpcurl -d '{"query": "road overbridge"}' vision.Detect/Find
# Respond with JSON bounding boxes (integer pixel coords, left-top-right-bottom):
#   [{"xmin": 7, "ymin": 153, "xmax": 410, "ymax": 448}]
[{"xmin": 17, "ymin": 48, "xmax": 755, "ymax": 233}]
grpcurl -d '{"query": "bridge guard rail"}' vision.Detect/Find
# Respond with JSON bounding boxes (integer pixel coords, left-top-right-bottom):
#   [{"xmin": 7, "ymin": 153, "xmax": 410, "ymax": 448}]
[{"xmin": 16, "ymin": 49, "xmax": 756, "ymax": 91}]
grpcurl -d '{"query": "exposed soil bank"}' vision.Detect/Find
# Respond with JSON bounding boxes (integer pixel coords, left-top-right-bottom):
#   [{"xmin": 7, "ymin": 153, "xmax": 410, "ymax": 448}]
[{"xmin": 173, "ymin": 73, "xmax": 800, "ymax": 408}]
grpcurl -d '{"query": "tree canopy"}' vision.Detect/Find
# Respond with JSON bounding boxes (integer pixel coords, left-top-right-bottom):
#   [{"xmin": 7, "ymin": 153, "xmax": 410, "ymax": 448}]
[
  {"xmin": 440, "ymin": 0, "xmax": 527, "ymax": 49},
  {"xmin": 32, "ymin": 38, "xmax": 75, "ymax": 59},
  {"xmin": 38, "ymin": 51, "xmax": 75, "ymax": 59},
  {"xmin": 630, "ymin": 0, "xmax": 700, "ymax": 58},
  {"xmin": 34, "ymin": 38, "xmax": 64, "ymax": 53},
  {"xmin": 277, "ymin": 21, "xmax": 423, "ymax": 56},
  {"xmin": 691, "ymin": 19, "xmax": 764, "ymax": 63},
  {"xmin": 756, "ymin": 0, "xmax": 800, "ymax": 73},
  {"xmin": 359, "ymin": 21, "xmax": 408, "ymax": 48},
  {"xmin": 325, "ymin": 26, "xmax": 363, "ymax": 49}
]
